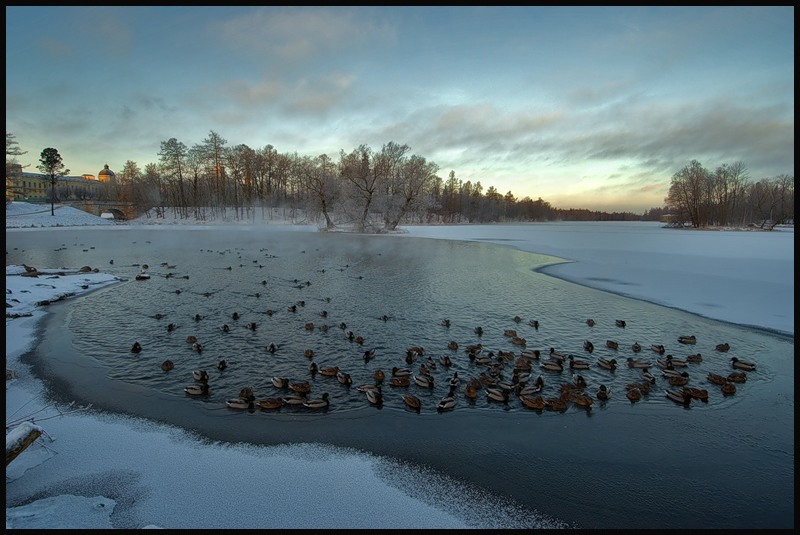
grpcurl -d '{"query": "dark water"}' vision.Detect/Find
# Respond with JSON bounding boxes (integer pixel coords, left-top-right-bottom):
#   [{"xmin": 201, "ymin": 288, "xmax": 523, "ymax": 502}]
[{"xmin": 5, "ymin": 227, "xmax": 794, "ymax": 529}]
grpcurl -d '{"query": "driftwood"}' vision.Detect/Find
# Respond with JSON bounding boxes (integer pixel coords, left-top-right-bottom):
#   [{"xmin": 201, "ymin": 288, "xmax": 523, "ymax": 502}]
[{"xmin": 5, "ymin": 423, "xmax": 42, "ymax": 466}]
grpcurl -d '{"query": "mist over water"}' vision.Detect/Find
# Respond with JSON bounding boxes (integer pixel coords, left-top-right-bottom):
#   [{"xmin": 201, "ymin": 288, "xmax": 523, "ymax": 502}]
[{"xmin": 6, "ymin": 227, "xmax": 794, "ymax": 529}]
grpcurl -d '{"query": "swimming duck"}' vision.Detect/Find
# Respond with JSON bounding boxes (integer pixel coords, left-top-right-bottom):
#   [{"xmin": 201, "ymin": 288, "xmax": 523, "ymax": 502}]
[
  {"xmin": 193, "ymin": 370, "xmax": 210, "ymax": 382},
  {"xmin": 441, "ymin": 319, "xmax": 451, "ymax": 328},
  {"xmin": 514, "ymin": 356, "xmax": 533, "ymax": 372},
  {"xmin": 641, "ymin": 370, "xmax": 657, "ymax": 384},
  {"xmin": 583, "ymin": 340, "xmax": 594, "ymax": 352},
  {"xmin": 568, "ymin": 355, "xmax": 591, "ymax": 370},
  {"xmin": 304, "ymin": 322, "xmax": 315, "ymax": 331},
  {"xmin": 272, "ymin": 376, "xmax": 289, "ymax": 389},
  {"xmin": 131, "ymin": 341, "xmax": 143, "ymax": 353},
  {"xmin": 257, "ymin": 397, "xmax": 283, "ymax": 410},
  {"xmin": 626, "ymin": 387, "xmax": 642, "ymax": 402},
  {"xmin": 184, "ymin": 383, "xmax": 211, "ymax": 396},
  {"xmin": 402, "ymin": 394, "xmax": 422, "ymax": 412},
  {"xmin": 363, "ymin": 349, "xmax": 377, "ymax": 362},
  {"xmin": 447, "ymin": 341, "xmax": 459, "ymax": 350},
  {"xmin": 226, "ymin": 397, "xmax": 255, "ymax": 410},
  {"xmin": 631, "ymin": 342, "xmax": 642, "ymax": 352},
  {"xmin": 303, "ymin": 392, "xmax": 330, "ymax": 409},
  {"xmin": 677, "ymin": 335, "xmax": 697, "ymax": 345},
  {"xmin": 605, "ymin": 340, "xmax": 619, "ymax": 350},
  {"xmin": 651, "ymin": 344, "xmax": 666, "ymax": 354},
  {"xmin": 357, "ymin": 382, "xmax": 381, "ymax": 394},
  {"xmin": 319, "ymin": 366, "xmax": 340, "ymax": 377},
  {"xmin": 665, "ymin": 389, "xmax": 691, "ymax": 405},
  {"xmin": 726, "ymin": 371, "xmax": 748, "ymax": 383},
  {"xmin": 511, "ymin": 336, "xmax": 527, "ymax": 346},
  {"xmin": 596, "ymin": 384, "xmax": 611, "ymax": 401},
  {"xmin": 715, "ymin": 343, "xmax": 730, "ymax": 352},
  {"xmin": 414, "ymin": 374, "xmax": 435, "ymax": 389},
  {"xmin": 217, "ymin": 359, "xmax": 227, "ymax": 371},
  {"xmin": 267, "ymin": 343, "xmax": 278, "ymax": 353},
  {"xmin": 287, "ymin": 381, "xmax": 311, "ymax": 394},
  {"xmin": 246, "ymin": 322, "xmax": 257, "ymax": 331},
  {"xmin": 308, "ymin": 362, "xmax": 318, "ymax": 375},
  {"xmin": 304, "ymin": 349, "xmax": 315, "ymax": 359},
  {"xmin": 373, "ymin": 369, "xmax": 386, "ymax": 383},
  {"xmin": 730, "ymin": 357, "xmax": 756, "ymax": 371},
  {"xmin": 504, "ymin": 329, "xmax": 518, "ymax": 337},
  {"xmin": 366, "ymin": 387, "xmax": 384, "ymax": 406},
  {"xmin": 486, "ymin": 387, "xmax": 510, "ymax": 402},
  {"xmin": 231, "ymin": 312, "xmax": 240, "ymax": 320},
  {"xmin": 448, "ymin": 372, "xmax": 460, "ymax": 389},
  {"xmin": 541, "ymin": 360, "xmax": 564, "ymax": 372},
  {"xmin": 282, "ymin": 393, "xmax": 308, "ymax": 405},
  {"xmin": 665, "ymin": 355, "xmax": 688, "ymax": 367},
  {"xmin": 682, "ymin": 386, "xmax": 709, "ymax": 401},
  {"xmin": 721, "ymin": 382, "xmax": 737, "ymax": 395},
  {"xmin": 287, "ymin": 305, "xmax": 297, "ymax": 313},
  {"xmin": 336, "ymin": 371, "xmax": 353, "ymax": 386},
  {"xmin": 474, "ymin": 354, "xmax": 493, "ymax": 366},
  {"xmin": 464, "ymin": 382, "xmax": 479, "ymax": 400},
  {"xmin": 520, "ymin": 394, "xmax": 545, "ymax": 410},
  {"xmin": 239, "ymin": 387, "xmax": 255, "ymax": 400},
  {"xmin": 615, "ymin": 320, "xmax": 626, "ymax": 328},
  {"xmin": 521, "ymin": 349, "xmax": 540, "ymax": 360},
  {"xmin": 354, "ymin": 336, "xmax": 365, "ymax": 345},
  {"xmin": 465, "ymin": 344, "xmax": 484, "ymax": 356},
  {"xmin": 706, "ymin": 372, "xmax": 727, "ymax": 385},
  {"xmin": 597, "ymin": 357, "xmax": 617, "ymax": 371},
  {"xmin": 440, "ymin": 355, "xmax": 453, "ymax": 367},
  {"xmin": 661, "ymin": 368, "xmax": 689, "ymax": 379},
  {"xmin": 569, "ymin": 392, "xmax": 594, "ymax": 409},
  {"xmin": 586, "ymin": 318, "xmax": 596, "ymax": 327},
  {"xmin": 392, "ymin": 366, "xmax": 412, "ymax": 377},
  {"xmin": 529, "ymin": 319, "xmax": 540, "ymax": 329},
  {"xmin": 548, "ymin": 348, "xmax": 568, "ymax": 361},
  {"xmin": 167, "ymin": 323, "xmax": 177, "ymax": 332},
  {"xmin": 685, "ymin": 353, "xmax": 702, "ymax": 363},
  {"xmin": 221, "ymin": 324, "xmax": 230, "ymax": 332},
  {"xmin": 160, "ymin": 360, "xmax": 174, "ymax": 371},
  {"xmin": 437, "ymin": 389, "xmax": 458, "ymax": 412},
  {"xmin": 627, "ymin": 357, "xmax": 651, "ymax": 369},
  {"xmin": 667, "ymin": 375, "xmax": 689, "ymax": 386},
  {"xmin": 192, "ymin": 342, "xmax": 204, "ymax": 353},
  {"xmin": 544, "ymin": 393, "xmax": 569, "ymax": 411},
  {"xmin": 389, "ymin": 375, "xmax": 411, "ymax": 387},
  {"xmin": 572, "ymin": 374, "xmax": 587, "ymax": 389}
]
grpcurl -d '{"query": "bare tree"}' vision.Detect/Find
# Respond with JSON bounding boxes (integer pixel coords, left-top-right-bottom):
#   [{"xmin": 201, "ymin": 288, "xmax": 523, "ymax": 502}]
[
  {"xmin": 340, "ymin": 144, "xmax": 378, "ymax": 232},
  {"xmin": 382, "ymin": 154, "xmax": 438, "ymax": 231},
  {"xmin": 158, "ymin": 138, "xmax": 189, "ymax": 218},
  {"xmin": 665, "ymin": 160, "xmax": 710, "ymax": 228}
]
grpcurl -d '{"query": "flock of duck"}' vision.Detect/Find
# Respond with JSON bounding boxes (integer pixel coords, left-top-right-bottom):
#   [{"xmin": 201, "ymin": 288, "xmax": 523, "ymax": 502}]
[{"xmin": 138, "ymin": 310, "xmax": 756, "ymax": 414}]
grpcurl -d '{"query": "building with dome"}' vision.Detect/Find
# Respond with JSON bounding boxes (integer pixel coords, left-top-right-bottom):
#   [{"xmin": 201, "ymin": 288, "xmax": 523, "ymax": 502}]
[{"xmin": 97, "ymin": 164, "xmax": 117, "ymax": 184}]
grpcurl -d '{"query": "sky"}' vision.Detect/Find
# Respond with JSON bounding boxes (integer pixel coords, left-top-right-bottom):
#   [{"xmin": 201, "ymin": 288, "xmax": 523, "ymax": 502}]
[
  {"xmin": 5, "ymin": 6, "xmax": 794, "ymax": 214},
  {"xmin": 5, "ymin": 203, "xmax": 794, "ymax": 528}
]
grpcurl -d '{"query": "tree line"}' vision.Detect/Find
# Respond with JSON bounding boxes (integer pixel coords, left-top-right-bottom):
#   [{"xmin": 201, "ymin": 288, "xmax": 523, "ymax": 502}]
[{"xmin": 7, "ymin": 132, "xmax": 793, "ymax": 230}]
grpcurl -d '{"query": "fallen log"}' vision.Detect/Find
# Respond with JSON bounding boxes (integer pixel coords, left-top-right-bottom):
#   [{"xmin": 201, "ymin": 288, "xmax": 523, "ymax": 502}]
[{"xmin": 5, "ymin": 421, "xmax": 44, "ymax": 466}]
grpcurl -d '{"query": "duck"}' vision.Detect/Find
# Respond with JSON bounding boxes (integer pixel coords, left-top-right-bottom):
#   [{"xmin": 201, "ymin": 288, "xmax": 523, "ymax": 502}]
[
  {"xmin": 226, "ymin": 397, "xmax": 255, "ymax": 410},
  {"xmin": 569, "ymin": 392, "xmax": 594, "ymax": 409},
  {"xmin": 221, "ymin": 324, "xmax": 230, "ymax": 332},
  {"xmin": 548, "ymin": 348, "xmax": 568, "ymax": 361},
  {"xmin": 583, "ymin": 340, "xmax": 594, "ymax": 352},
  {"xmin": 605, "ymin": 340, "xmax": 619, "ymax": 350},
  {"xmin": 193, "ymin": 370, "xmax": 210, "ymax": 382},
  {"xmin": 568, "ymin": 355, "xmax": 591, "ymax": 370},
  {"xmin": 544, "ymin": 393, "xmax": 569, "ymax": 411},
  {"xmin": 665, "ymin": 389, "xmax": 691, "ymax": 405},
  {"xmin": 289, "ymin": 381, "xmax": 312, "ymax": 393},
  {"xmin": 448, "ymin": 372, "xmax": 460, "ymax": 389},
  {"xmin": 303, "ymin": 392, "xmax": 330, "ymax": 409},
  {"xmin": 511, "ymin": 336, "xmax": 527, "ymax": 346},
  {"xmin": 257, "ymin": 397, "xmax": 283, "ymax": 410},
  {"xmin": 730, "ymin": 357, "xmax": 756, "ymax": 371},
  {"xmin": 319, "ymin": 366, "xmax": 340, "ymax": 377},
  {"xmin": 677, "ymin": 335, "xmax": 697, "ymax": 345},
  {"xmin": 231, "ymin": 311, "xmax": 240, "ymax": 320},
  {"xmin": 706, "ymin": 372, "xmax": 727, "ymax": 386},
  {"xmin": 304, "ymin": 322, "xmax": 315, "ymax": 331},
  {"xmin": 439, "ymin": 355, "xmax": 453, "ymax": 367},
  {"xmin": 586, "ymin": 318, "xmax": 596, "ymax": 327},
  {"xmin": 486, "ymin": 388, "xmax": 510, "ymax": 402},
  {"xmin": 246, "ymin": 322, "xmax": 257, "ymax": 331},
  {"xmin": 596, "ymin": 384, "xmax": 611, "ymax": 401},
  {"xmin": 519, "ymin": 394, "xmax": 545, "ymax": 410},
  {"xmin": 414, "ymin": 374, "xmax": 435, "ymax": 389},
  {"xmin": 336, "ymin": 371, "xmax": 353, "ymax": 386},
  {"xmin": 308, "ymin": 362, "xmax": 318, "ymax": 375},
  {"xmin": 354, "ymin": 336, "xmax": 365, "ymax": 345},
  {"xmin": 217, "ymin": 359, "xmax": 227, "ymax": 371},
  {"xmin": 464, "ymin": 381, "xmax": 479, "ymax": 400},
  {"xmin": 651, "ymin": 344, "xmax": 666, "ymax": 354},
  {"xmin": 184, "ymin": 383, "xmax": 211, "ymax": 396},
  {"xmin": 131, "ymin": 341, "xmax": 143, "ymax": 353},
  {"xmin": 641, "ymin": 370, "xmax": 657, "ymax": 384},
  {"xmin": 282, "ymin": 393, "xmax": 308, "ymax": 405},
  {"xmin": 504, "ymin": 329, "xmax": 518, "ymax": 337},
  {"xmin": 568, "ymin": 374, "xmax": 585, "ymax": 389},
  {"xmin": 631, "ymin": 342, "xmax": 642, "ymax": 353},
  {"xmin": 160, "ymin": 360, "xmax": 175, "ymax": 371},
  {"xmin": 266, "ymin": 343, "xmax": 278, "ymax": 353},
  {"xmin": 357, "ymin": 382, "xmax": 381, "ymax": 394},
  {"xmin": 727, "ymin": 371, "xmax": 748, "ymax": 384},
  {"xmin": 272, "ymin": 376, "xmax": 289, "ymax": 389},
  {"xmin": 514, "ymin": 356, "xmax": 533, "ymax": 372},
  {"xmin": 447, "ymin": 341, "xmax": 459, "ymax": 350},
  {"xmin": 626, "ymin": 387, "xmax": 642, "ymax": 402},
  {"xmin": 615, "ymin": 320, "xmax": 627, "ymax": 328},
  {"xmin": 667, "ymin": 375, "xmax": 689, "ymax": 386},
  {"xmin": 721, "ymin": 382, "xmax": 737, "ymax": 395},
  {"xmin": 662, "ymin": 368, "xmax": 689, "ymax": 380},
  {"xmin": 521, "ymin": 349, "xmax": 540, "ymax": 360},
  {"xmin": 363, "ymin": 348, "xmax": 377, "ymax": 362},
  {"xmin": 373, "ymin": 369, "xmax": 386, "ymax": 383},
  {"xmin": 391, "ymin": 366, "xmax": 412, "ymax": 377},
  {"xmin": 473, "ymin": 326, "xmax": 484, "ymax": 336},
  {"xmin": 715, "ymin": 342, "xmax": 730, "ymax": 352},
  {"xmin": 167, "ymin": 323, "xmax": 177, "ymax": 332},
  {"xmin": 665, "ymin": 355, "xmax": 688, "ymax": 367},
  {"xmin": 597, "ymin": 357, "xmax": 617, "ymax": 371},
  {"xmin": 366, "ymin": 387, "xmax": 383, "ymax": 406},
  {"xmin": 682, "ymin": 386, "xmax": 709, "ymax": 401},
  {"xmin": 626, "ymin": 357, "xmax": 651, "ymax": 369},
  {"xmin": 441, "ymin": 319, "xmax": 451, "ymax": 328},
  {"xmin": 686, "ymin": 353, "xmax": 703, "ymax": 363},
  {"xmin": 304, "ymin": 349, "xmax": 315, "ymax": 359},
  {"xmin": 437, "ymin": 388, "xmax": 458, "ymax": 412},
  {"xmin": 529, "ymin": 319, "xmax": 540, "ymax": 329},
  {"xmin": 186, "ymin": 335, "xmax": 198, "ymax": 344},
  {"xmin": 192, "ymin": 342, "xmax": 204, "ymax": 353},
  {"xmin": 239, "ymin": 387, "xmax": 255, "ymax": 400},
  {"xmin": 474, "ymin": 354, "xmax": 493, "ymax": 365},
  {"xmin": 402, "ymin": 394, "xmax": 422, "ymax": 412},
  {"xmin": 541, "ymin": 360, "xmax": 564, "ymax": 372},
  {"xmin": 389, "ymin": 375, "xmax": 410, "ymax": 387}
]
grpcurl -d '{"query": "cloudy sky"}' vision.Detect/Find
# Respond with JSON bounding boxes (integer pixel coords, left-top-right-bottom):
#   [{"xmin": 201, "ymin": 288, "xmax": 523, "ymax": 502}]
[{"xmin": 5, "ymin": 6, "xmax": 793, "ymax": 213}]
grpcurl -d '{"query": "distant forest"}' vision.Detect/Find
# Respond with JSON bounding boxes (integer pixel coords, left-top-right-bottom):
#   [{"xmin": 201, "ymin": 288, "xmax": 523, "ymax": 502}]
[{"xmin": 7, "ymin": 132, "xmax": 793, "ymax": 231}]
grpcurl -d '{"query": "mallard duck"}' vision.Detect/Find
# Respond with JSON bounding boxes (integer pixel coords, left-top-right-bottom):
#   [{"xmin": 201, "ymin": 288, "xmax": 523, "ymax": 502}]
[
  {"xmin": 511, "ymin": 336, "xmax": 527, "ymax": 346},
  {"xmin": 185, "ymin": 335, "xmax": 198, "ymax": 344},
  {"xmin": 715, "ymin": 342, "xmax": 730, "ymax": 352},
  {"xmin": 474, "ymin": 354, "xmax": 493, "ymax": 365},
  {"xmin": 474, "ymin": 326, "xmax": 484, "ymax": 336},
  {"xmin": 217, "ymin": 359, "xmax": 227, "ymax": 371},
  {"xmin": 304, "ymin": 322, "xmax": 315, "ymax": 331},
  {"xmin": 389, "ymin": 375, "xmax": 410, "ymax": 387},
  {"xmin": 357, "ymin": 382, "xmax": 381, "ymax": 394},
  {"xmin": 662, "ymin": 368, "xmax": 689, "ymax": 379},
  {"xmin": 727, "ymin": 371, "xmax": 748, "ymax": 383},
  {"xmin": 308, "ymin": 362, "xmax": 318, "ymax": 375},
  {"xmin": 631, "ymin": 342, "xmax": 642, "ymax": 353},
  {"xmin": 686, "ymin": 353, "xmax": 703, "ymax": 363},
  {"xmin": 730, "ymin": 357, "xmax": 756, "ymax": 371},
  {"xmin": 441, "ymin": 319, "xmax": 451, "ymax": 328},
  {"xmin": 392, "ymin": 366, "xmax": 412, "ymax": 377},
  {"xmin": 447, "ymin": 341, "xmax": 459, "ymax": 350},
  {"xmin": 677, "ymin": 335, "xmax": 697, "ymax": 345},
  {"xmin": 583, "ymin": 340, "xmax": 594, "ymax": 352},
  {"xmin": 283, "ymin": 393, "xmax": 308, "ymax": 405},
  {"xmin": 667, "ymin": 375, "xmax": 689, "ymax": 386},
  {"xmin": 521, "ymin": 349, "xmax": 540, "ymax": 360},
  {"xmin": 440, "ymin": 355, "xmax": 453, "ymax": 367},
  {"xmin": 193, "ymin": 370, "xmax": 209, "ymax": 382},
  {"xmin": 414, "ymin": 374, "xmax": 435, "ymax": 389},
  {"xmin": 363, "ymin": 348, "xmax": 376, "ymax": 362},
  {"xmin": 571, "ymin": 374, "xmax": 587, "ymax": 389},
  {"xmin": 665, "ymin": 389, "xmax": 691, "ymax": 405},
  {"xmin": 520, "ymin": 393, "xmax": 545, "ymax": 410},
  {"xmin": 231, "ymin": 311, "xmax": 240, "ymax": 320},
  {"xmin": 336, "ymin": 371, "xmax": 353, "ymax": 386},
  {"xmin": 514, "ymin": 356, "xmax": 533, "ymax": 372},
  {"xmin": 402, "ymin": 394, "xmax": 422, "ymax": 412},
  {"xmin": 131, "ymin": 341, "xmax": 143, "ymax": 353},
  {"xmin": 665, "ymin": 355, "xmax": 688, "ymax": 367},
  {"xmin": 541, "ymin": 360, "xmax": 564, "ymax": 372},
  {"xmin": 267, "ymin": 343, "xmax": 278, "ymax": 353},
  {"xmin": 596, "ymin": 384, "xmax": 611, "ymax": 401},
  {"xmin": 605, "ymin": 340, "xmax": 619, "ymax": 350},
  {"xmin": 448, "ymin": 372, "xmax": 460, "ymax": 389},
  {"xmin": 569, "ymin": 392, "xmax": 594, "ymax": 409},
  {"xmin": 221, "ymin": 324, "xmax": 230, "ymax": 332},
  {"xmin": 626, "ymin": 357, "xmax": 651, "ymax": 369},
  {"xmin": 504, "ymin": 329, "xmax": 518, "ymax": 337},
  {"xmin": 289, "ymin": 381, "xmax": 312, "ymax": 393},
  {"xmin": 721, "ymin": 382, "xmax": 737, "ymax": 395},
  {"xmin": 160, "ymin": 360, "xmax": 174, "ymax": 371},
  {"xmin": 548, "ymin": 348, "xmax": 568, "ymax": 361},
  {"xmin": 167, "ymin": 323, "xmax": 177, "ymax": 332},
  {"xmin": 437, "ymin": 389, "xmax": 458, "ymax": 412},
  {"xmin": 373, "ymin": 369, "xmax": 385, "ymax": 383},
  {"xmin": 529, "ymin": 319, "xmax": 540, "ymax": 329},
  {"xmin": 486, "ymin": 387, "xmax": 510, "ymax": 402},
  {"xmin": 304, "ymin": 349, "xmax": 315, "ymax": 359},
  {"xmin": 254, "ymin": 396, "xmax": 281, "ymax": 410},
  {"xmin": 616, "ymin": 320, "xmax": 626, "ymax": 328},
  {"xmin": 226, "ymin": 397, "xmax": 255, "ymax": 410},
  {"xmin": 597, "ymin": 357, "xmax": 617, "ymax": 371},
  {"xmin": 287, "ymin": 305, "xmax": 297, "ymax": 313},
  {"xmin": 272, "ymin": 376, "xmax": 289, "ymax": 388},
  {"xmin": 239, "ymin": 387, "xmax": 254, "ymax": 400},
  {"xmin": 354, "ymin": 336, "xmax": 365, "ymax": 345},
  {"xmin": 184, "ymin": 383, "xmax": 211, "ymax": 396},
  {"xmin": 366, "ymin": 387, "xmax": 383, "ymax": 405},
  {"xmin": 568, "ymin": 355, "xmax": 591, "ymax": 370},
  {"xmin": 191, "ymin": 342, "xmax": 203, "ymax": 353},
  {"xmin": 707, "ymin": 372, "xmax": 727, "ymax": 385},
  {"xmin": 246, "ymin": 322, "xmax": 257, "ymax": 331},
  {"xmin": 586, "ymin": 318, "xmax": 596, "ymax": 327},
  {"xmin": 465, "ymin": 343, "xmax": 483, "ymax": 356},
  {"xmin": 544, "ymin": 393, "xmax": 569, "ymax": 411},
  {"xmin": 641, "ymin": 370, "xmax": 656, "ymax": 384},
  {"xmin": 651, "ymin": 344, "xmax": 666, "ymax": 354},
  {"xmin": 303, "ymin": 392, "xmax": 330, "ymax": 409},
  {"xmin": 682, "ymin": 386, "xmax": 708, "ymax": 401},
  {"xmin": 319, "ymin": 366, "xmax": 340, "ymax": 377},
  {"xmin": 626, "ymin": 387, "xmax": 642, "ymax": 402}
]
